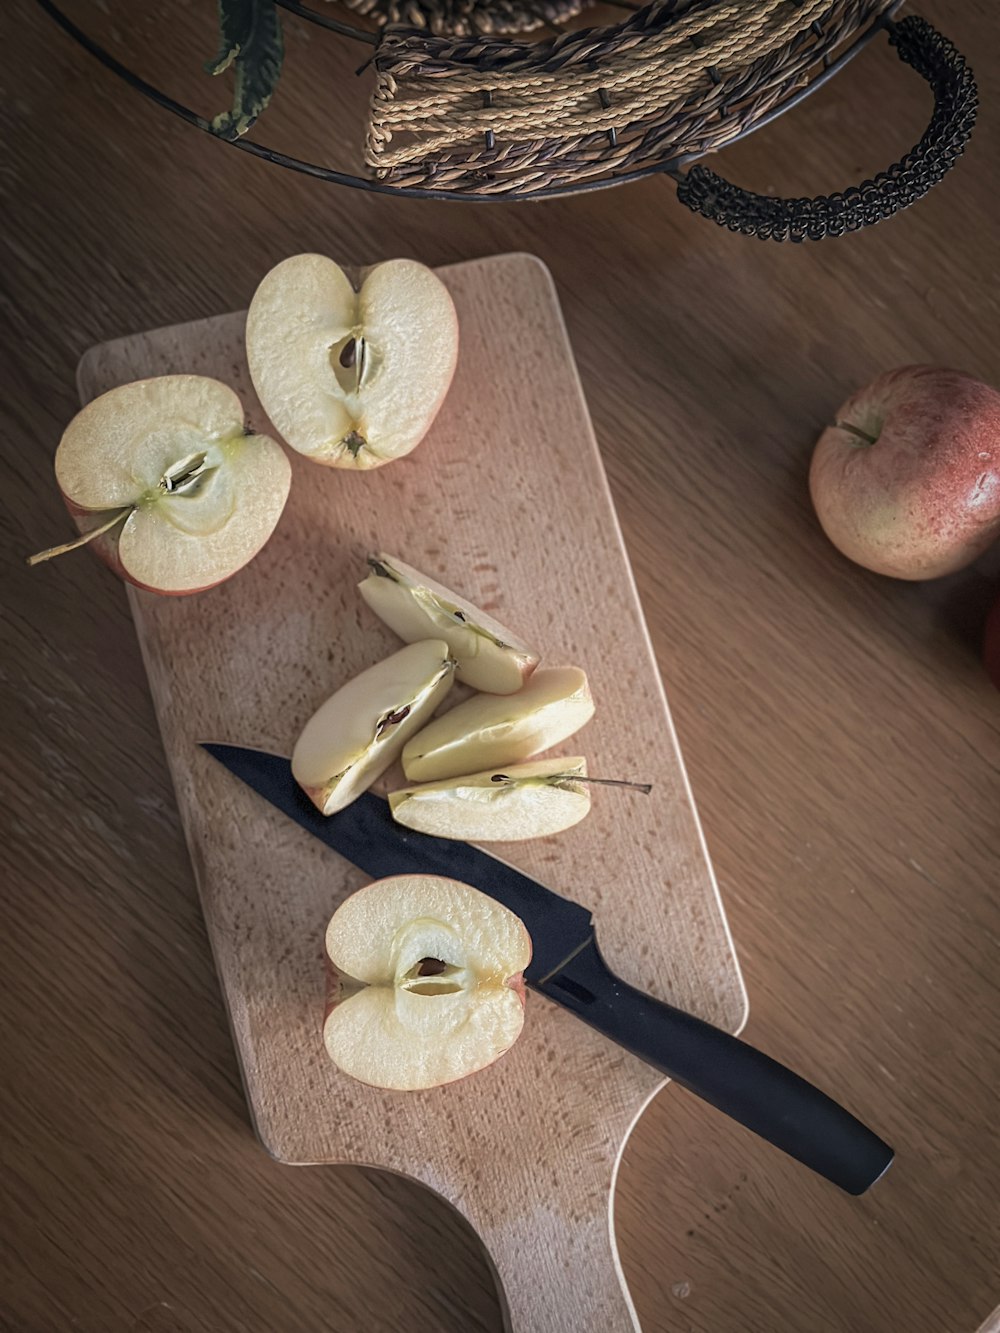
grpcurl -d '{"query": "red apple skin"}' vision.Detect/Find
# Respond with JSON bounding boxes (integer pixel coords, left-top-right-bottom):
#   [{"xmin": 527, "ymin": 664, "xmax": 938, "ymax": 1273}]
[
  {"xmin": 984, "ymin": 590, "xmax": 1000, "ymax": 692},
  {"xmin": 809, "ymin": 366, "xmax": 1000, "ymax": 580},
  {"xmin": 60, "ymin": 491, "xmax": 240, "ymax": 598}
]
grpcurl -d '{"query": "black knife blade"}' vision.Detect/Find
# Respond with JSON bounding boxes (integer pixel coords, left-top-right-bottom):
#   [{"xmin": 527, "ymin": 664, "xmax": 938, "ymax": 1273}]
[{"xmin": 203, "ymin": 742, "xmax": 893, "ymax": 1195}]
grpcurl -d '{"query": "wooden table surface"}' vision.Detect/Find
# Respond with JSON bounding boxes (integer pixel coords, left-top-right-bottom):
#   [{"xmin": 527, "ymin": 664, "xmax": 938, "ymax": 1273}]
[{"xmin": 2, "ymin": 3, "xmax": 998, "ymax": 1331}]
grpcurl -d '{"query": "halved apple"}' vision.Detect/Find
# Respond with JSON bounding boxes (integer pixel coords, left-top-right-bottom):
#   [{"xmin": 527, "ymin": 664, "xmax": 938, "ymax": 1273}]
[
  {"xmin": 401, "ymin": 666, "xmax": 594, "ymax": 783},
  {"xmin": 245, "ymin": 254, "xmax": 458, "ymax": 470},
  {"xmin": 292, "ymin": 639, "xmax": 456, "ymax": 815},
  {"xmin": 323, "ymin": 874, "xmax": 531, "ymax": 1091},
  {"xmin": 359, "ymin": 553, "xmax": 539, "ymax": 694},
  {"xmin": 30, "ymin": 376, "xmax": 291, "ymax": 594},
  {"xmin": 389, "ymin": 756, "xmax": 592, "ymax": 842}
]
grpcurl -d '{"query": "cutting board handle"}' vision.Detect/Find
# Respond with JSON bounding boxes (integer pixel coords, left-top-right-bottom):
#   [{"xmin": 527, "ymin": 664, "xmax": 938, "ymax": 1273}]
[{"xmin": 471, "ymin": 1160, "xmax": 642, "ymax": 1333}]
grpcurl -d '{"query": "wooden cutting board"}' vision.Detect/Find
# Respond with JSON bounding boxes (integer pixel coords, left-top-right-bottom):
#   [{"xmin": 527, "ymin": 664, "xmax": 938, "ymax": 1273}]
[{"xmin": 77, "ymin": 253, "xmax": 746, "ymax": 1333}]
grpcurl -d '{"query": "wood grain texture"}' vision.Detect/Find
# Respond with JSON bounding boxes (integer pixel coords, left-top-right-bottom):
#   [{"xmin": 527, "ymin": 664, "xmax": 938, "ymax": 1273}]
[
  {"xmin": 2, "ymin": 1, "xmax": 999, "ymax": 1330},
  {"xmin": 75, "ymin": 254, "xmax": 745, "ymax": 1333}
]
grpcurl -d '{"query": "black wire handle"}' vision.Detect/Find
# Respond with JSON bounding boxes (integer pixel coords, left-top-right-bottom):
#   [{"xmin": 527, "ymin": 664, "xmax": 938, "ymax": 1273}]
[{"xmin": 674, "ymin": 16, "xmax": 977, "ymax": 242}]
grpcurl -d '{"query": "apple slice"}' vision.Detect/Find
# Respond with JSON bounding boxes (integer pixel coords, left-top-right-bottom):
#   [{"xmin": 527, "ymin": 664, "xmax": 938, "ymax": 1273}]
[
  {"xmin": 389, "ymin": 757, "xmax": 592, "ymax": 841},
  {"xmin": 359, "ymin": 553, "xmax": 539, "ymax": 694},
  {"xmin": 292, "ymin": 639, "xmax": 456, "ymax": 815},
  {"xmin": 401, "ymin": 665, "xmax": 594, "ymax": 783},
  {"xmin": 323, "ymin": 874, "xmax": 531, "ymax": 1090},
  {"xmin": 245, "ymin": 254, "xmax": 458, "ymax": 470},
  {"xmin": 30, "ymin": 376, "xmax": 291, "ymax": 594}
]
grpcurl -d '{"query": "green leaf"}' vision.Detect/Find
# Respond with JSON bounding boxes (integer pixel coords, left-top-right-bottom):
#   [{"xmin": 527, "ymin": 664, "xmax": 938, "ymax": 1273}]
[{"xmin": 205, "ymin": 0, "xmax": 284, "ymax": 141}]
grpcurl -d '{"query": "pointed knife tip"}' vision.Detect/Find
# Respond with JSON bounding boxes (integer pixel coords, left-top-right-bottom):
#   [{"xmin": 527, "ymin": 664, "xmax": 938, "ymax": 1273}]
[{"xmin": 200, "ymin": 741, "xmax": 236, "ymax": 761}]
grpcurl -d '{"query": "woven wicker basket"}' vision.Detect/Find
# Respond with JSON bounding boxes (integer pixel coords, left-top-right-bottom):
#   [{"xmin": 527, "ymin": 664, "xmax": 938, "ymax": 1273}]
[{"xmin": 42, "ymin": 0, "xmax": 977, "ymax": 242}]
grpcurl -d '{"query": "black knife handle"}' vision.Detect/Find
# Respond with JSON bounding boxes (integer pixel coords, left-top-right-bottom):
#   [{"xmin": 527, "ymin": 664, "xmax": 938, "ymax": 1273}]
[{"xmin": 537, "ymin": 939, "xmax": 893, "ymax": 1195}]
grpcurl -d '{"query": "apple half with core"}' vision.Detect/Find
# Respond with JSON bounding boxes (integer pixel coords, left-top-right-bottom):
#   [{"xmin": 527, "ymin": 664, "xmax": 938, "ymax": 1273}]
[
  {"xmin": 359, "ymin": 553, "xmax": 539, "ymax": 694},
  {"xmin": 292, "ymin": 640, "xmax": 456, "ymax": 815},
  {"xmin": 246, "ymin": 254, "xmax": 459, "ymax": 470},
  {"xmin": 323, "ymin": 874, "xmax": 532, "ymax": 1090},
  {"xmin": 810, "ymin": 366, "xmax": 1000, "ymax": 580},
  {"xmin": 29, "ymin": 376, "xmax": 291, "ymax": 594},
  {"xmin": 402, "ymin": 665, "xmax": 594, "ymax": 782}
]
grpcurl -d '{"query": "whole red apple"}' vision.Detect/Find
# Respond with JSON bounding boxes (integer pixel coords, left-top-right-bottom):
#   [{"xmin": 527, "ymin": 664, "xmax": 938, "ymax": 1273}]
[
  {"xmin": 984, "ymin": 589, "xmax": 1000, "ymax": 692},
  {"xmin": 809, "ymin": 366, "xmax": 1000, "ymax": 580}
]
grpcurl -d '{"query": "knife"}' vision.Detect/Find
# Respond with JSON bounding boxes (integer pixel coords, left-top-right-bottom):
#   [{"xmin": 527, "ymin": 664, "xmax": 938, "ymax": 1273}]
[{"xmin": 203, "ymin": 742, "xmax": 893, "ymax": 1195}]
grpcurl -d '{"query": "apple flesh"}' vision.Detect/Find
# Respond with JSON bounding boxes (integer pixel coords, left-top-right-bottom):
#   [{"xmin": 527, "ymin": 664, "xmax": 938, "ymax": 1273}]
[
  {"xmin": 359, "ymin": 553, "xmax": 539, "ymax": 694},
  {"xmin": 292, "ymin": 639, "xmax": 455, "ymax": 815},
  {"xmin": 389, "ymin": 756, "xmax": 591, "ymax": 842},
  {"xmin": 323, "ymin": 874, "xmax": 531, "ymax": 1090},
  {"xmin": 401, "ymin": 665, "xmax": 594, "ymax": 783},
  {"xmin": 810, "ymin": 366, "xmax": 1000, "ymax": 580},
  {"xmin": 31, "ymin": 376, "xmax": 291, "ymax": 594},
  {"xmin": 245, "ymin": 254, "xmax": 458, "ymax": 470}
]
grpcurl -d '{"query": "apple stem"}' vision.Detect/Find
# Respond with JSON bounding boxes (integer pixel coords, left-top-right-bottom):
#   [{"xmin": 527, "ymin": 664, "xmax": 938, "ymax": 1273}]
[
  {"xmin": 27, "ymin": 507, "xmax": 131, "ymax": 567},
  {"xmin": 834, "ymin": 419, "xmax": 878, "ymax": 446},
  {"xmin": 490, "ymin": 773, "xmax": 652, "ymax": 794},
  {"xmin": 562, "ymin": 775, "xmax": 653, "ymax": 794}
]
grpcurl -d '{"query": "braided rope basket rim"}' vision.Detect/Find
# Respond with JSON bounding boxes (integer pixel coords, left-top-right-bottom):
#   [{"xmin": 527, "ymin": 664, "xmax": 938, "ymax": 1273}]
[{"xmin": 367, "ymin": 0, "xmax": 896, "ymax": 193}]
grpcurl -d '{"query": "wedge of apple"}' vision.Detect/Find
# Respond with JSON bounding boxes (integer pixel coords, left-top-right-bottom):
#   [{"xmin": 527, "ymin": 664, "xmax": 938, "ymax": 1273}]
[
  {"xmin": 359, "ymin": 553, "xmax": 539, "ymax": 694},
  {"xmin": 246, "ymin": 254, "xmax": 458, "ymax": 470},
  {"xmin": 401, "ymin": 665, "xmax": 594, "ymax": 783},
  {"xmin": 323, "ymin": 874, "xmax": 531, "ymax": 1091},
  {"xmin": 29, "ymin": 376, "xmax": 291, "ymax": 594},
  {"xmin": 389, "ymin": 756, "xmax": 591, "ymax": 842},
  {"xmin": 292, "ymin": 639, "xmax": 455, "ymax": 815}
]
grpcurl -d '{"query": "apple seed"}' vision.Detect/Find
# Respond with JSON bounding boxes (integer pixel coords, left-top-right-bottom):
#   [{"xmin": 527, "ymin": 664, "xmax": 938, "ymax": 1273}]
[
  {"xmin": 356, "ymin": 336, "xmax": 370, "ymax": 391},
  {"xmin": 400, "ymin": 954, "xmax": 466, "ymax": 996},
  {"xmin": 160, "ymin": 450, "xmax": 220, "ymax": 497},
  {"xmin": 375, "ymin": 704, "xmax": 412, "ymax": 738}
]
